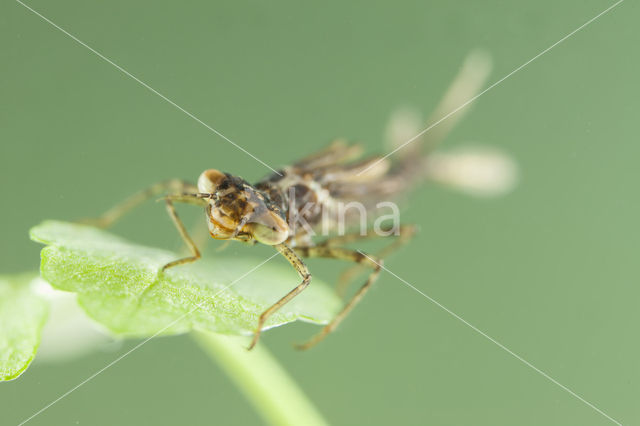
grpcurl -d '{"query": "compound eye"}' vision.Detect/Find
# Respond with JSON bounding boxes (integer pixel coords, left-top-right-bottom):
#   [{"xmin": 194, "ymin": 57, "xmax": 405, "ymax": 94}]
[
  {"xmin": 249, "ymin": 223, "xmax": 288, "ymax": 245},
  {"xmin": 246, "ymin": 212, "xmax": 289, "ymax": 245},
  {"xmin": 198, "ymin": 169, "xmax": 226, "ymax": 193}
]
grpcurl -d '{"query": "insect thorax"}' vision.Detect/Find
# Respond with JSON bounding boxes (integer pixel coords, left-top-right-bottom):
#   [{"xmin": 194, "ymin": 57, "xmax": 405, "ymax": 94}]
[{"xmin": 255, "ymin": 168, "xmax": 339, "ymax": 242}]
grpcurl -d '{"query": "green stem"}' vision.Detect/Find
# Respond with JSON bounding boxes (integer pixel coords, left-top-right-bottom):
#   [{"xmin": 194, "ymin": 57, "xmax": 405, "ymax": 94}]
[{"xmin": 192, "ymin": 330, "xmax": 329, "ymax": 426}]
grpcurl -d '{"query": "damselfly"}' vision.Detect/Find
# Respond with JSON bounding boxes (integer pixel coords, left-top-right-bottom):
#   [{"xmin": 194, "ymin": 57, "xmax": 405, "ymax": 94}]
[{"xmin": 84, "ymin": 51, "xmax": 516, "ymax": 350}]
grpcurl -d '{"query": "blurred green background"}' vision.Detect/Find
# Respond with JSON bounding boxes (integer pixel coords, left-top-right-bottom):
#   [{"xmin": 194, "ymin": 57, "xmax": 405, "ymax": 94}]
[{"xmin": 1, "ymin": 0, "xmax": 638, "ymax": 424}]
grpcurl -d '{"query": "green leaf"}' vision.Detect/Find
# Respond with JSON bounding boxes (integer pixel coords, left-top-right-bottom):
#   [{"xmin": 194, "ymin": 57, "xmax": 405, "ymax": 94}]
[
  {"xmin": 0, "ymin": 274, "xmax": 49, "ymax": 381},
  {"xmin": 30, "ymin": 221, "xmax": 342, "ymax": 338}
]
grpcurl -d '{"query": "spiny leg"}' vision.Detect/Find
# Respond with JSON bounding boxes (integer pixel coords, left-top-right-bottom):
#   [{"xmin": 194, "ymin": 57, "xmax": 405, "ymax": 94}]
[
  {"xmin": 293, "ymin": 246, "xmax": 382, "ymax": 350},
  {"xmin": 79, "ymin": 179, "xmax": 198, "ymax": 228},
  {"xmin": 161, "ymin": 195, "xmax": 206, "ymax": 271},
  {"xmin": 248, "ymin": 244, "xmax": 311, "ymax": 350},
  {"xmin": 164, "ymin": 193, "xmax": 213, "ymax": 252},
  {"xmin": 316, "ymin": 224, "xmax": 416, "ymax": 296},
  {"xmin": 133, "ymin": 194, "xmax": 206, "ymax": 305},
  {"xmin": 78, "ymin": 179, "xmax": 207, "ymax": 271}
]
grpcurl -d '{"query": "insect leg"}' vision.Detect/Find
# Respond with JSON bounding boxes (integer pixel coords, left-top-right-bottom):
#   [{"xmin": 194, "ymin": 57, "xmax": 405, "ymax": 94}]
[
  {"xmin": 317, "ymin": 224, "xmax": 415, "ymax": 248},
  {"xmin": 161, "ymin": 195, "xmax": 206, "ymax": 271},
  {"xmin": 317, "ymin": 224, "xmax": 416, "ymax": 296},
  {"xmin": 248, "ymin": 244, "xmax": 312, "ymax": 350},
  {"xmin": 293, "ymin": 139, "xmax": 363, "ymax": 169},
  {"xmin": 80, "ymin": 179, "xmax": 198, "ymax": 228},
  {"xmin": 293, "ymin": 246, "xmax": 382, "ymax": 350}
]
